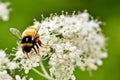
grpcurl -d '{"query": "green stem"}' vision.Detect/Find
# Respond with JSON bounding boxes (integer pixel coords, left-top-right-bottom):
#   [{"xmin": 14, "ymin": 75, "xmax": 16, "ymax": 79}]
[
  {"xmin": 39, "ymin": 59, "xmax": 50, "ymax": 77},
  {"xmin": 32, "ymin": 68, "xmax": 52, "ymax": 80}
]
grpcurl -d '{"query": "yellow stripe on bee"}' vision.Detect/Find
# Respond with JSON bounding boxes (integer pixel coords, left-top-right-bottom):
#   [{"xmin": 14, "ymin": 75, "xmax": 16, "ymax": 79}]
[
  {"xmin": 22, "ymin": 27, "xmax": 38, "ymax": 37},
  {"xmin": 21, "ymin": 43, "xmax": 33, "ymax": 47}
]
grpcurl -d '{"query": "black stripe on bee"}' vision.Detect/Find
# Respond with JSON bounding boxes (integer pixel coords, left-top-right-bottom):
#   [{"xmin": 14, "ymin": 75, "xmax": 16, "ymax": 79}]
[{"xmin": 21, "ymin": 36, "xmax": 32, "ymax": 43}]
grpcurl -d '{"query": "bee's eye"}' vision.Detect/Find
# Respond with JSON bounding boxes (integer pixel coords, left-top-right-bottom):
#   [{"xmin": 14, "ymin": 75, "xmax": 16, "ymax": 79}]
[
  {"xmin": 25, "ymin": 37, "xmax": 29, "ymax": 42},
  {"xmin": 22, "ymin": 36, "xmax": 32, "ymax": 43}
]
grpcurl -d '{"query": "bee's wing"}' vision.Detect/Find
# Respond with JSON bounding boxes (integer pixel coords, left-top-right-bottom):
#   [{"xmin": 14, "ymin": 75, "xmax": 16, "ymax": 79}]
[{"xmin": 9, "ymin": 28, "xmax": 22, "ymax": 39}]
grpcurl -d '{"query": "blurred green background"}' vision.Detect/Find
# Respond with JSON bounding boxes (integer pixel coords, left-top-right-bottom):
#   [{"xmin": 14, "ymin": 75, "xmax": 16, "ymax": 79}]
[{"xmin": 0, "ymin": 0, "xmax": 120, "ymax": 80}]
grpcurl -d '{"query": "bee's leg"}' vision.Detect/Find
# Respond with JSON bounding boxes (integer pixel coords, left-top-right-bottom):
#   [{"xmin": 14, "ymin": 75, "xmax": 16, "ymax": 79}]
[
  {"xmin": 23, "ymin": 51, "xmax": 29, "ymax": 58},
  {"xmin": 35, "ymin": 43, "xmax": 40, "ymax": 55},
  {"xmin": 37, "ymin": 40, "xmax": 42, "ymax": 47},
  {"xmin": 33, "ymin": 46, "xmax": 38, "ymax": 54},
  {"xmin": 35, "ymin": 43, "xmax": 39, "ymax": 49},
  {"xmin": 26, "ymin": 53, "xmax": 30, "ymax": 58},
  {"xmin": 37, "ymin": 39, "xmax": 48, "ymax": 48},
  {"xmin": 35, "ymin": 43, "xmax": 40, "ymax": 53}
]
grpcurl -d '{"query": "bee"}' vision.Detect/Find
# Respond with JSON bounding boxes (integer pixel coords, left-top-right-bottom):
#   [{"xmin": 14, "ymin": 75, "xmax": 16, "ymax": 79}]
[{"xmin": 10, "ymin": 26, "xmax": 43, "ymax": 57}]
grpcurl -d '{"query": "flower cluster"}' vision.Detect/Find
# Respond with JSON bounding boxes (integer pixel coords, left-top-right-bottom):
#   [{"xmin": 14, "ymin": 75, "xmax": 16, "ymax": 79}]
[
  {"xmin": 15, "ymin": 48, "xmax": 41, "ymax": 74},
  {"xmin": 0, "ymin": 2, "xmax": 10, "ymax": 21},
  {"xmin": 0, "ymin": 50, "xmax": 33, "ymax": 80},
  {"xmin": 14, "ymin": 11, "xmax": 107, "ymax": 80},
  {"xmin": 0, "ymin": 50, "xmax": 18, "ymax": 71},
  {"xmin": 40, "ymin": 11, "xmax": 107, "ymax": 80},
  {"xmin": 0, "ymin": 70, "xmax": 13, "ymax": 80}
]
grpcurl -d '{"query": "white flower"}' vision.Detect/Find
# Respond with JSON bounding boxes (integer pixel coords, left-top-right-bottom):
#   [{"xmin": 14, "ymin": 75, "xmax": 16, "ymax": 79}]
[
  {"xmin": 0, "ymin": 50, "xmax": 33, "ymax": 80},
  {"xmin": 0, "ymin": 50, "xmax": 19, "ymax": 70},
  {"xmin": 0, "ymin": 50, "xmax": 10, "ymax": 70},
  {"xmin": 15, "ymin": 75, "xmax": 33, "ymax": 80},
  {"xmin": 20, "ymin": 59, "xmax": 34, "ymax": 74},
  {"xmin": 15, "ymin": 47, "xmax": 41, "ymax": 74},
  {"xmin": 49, "ymin": 53, "xmax": 75, "ymax": 80},
  {"xmin": 0, "ymin": 2, "xmax": 10, "ymax": 21},
  {"xmin": 0, "ymin": 70, "xmax": 13, "ymax": 80},
  {"xmin": 8, "ymin": 61, "xmax": 19, "ymax": 70}
]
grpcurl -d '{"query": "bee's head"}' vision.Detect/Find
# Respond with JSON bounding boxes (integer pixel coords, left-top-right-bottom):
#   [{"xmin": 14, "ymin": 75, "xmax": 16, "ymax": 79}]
[{"xmin": 21, "ymin": 36, "xmax": 32, "ymax": 43}]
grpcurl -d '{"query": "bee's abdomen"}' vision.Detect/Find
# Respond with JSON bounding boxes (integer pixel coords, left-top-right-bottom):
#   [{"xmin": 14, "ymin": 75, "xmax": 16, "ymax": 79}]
[{"xmin": 22, "ymin": 46, "xmax": 32, "ymax": 53}]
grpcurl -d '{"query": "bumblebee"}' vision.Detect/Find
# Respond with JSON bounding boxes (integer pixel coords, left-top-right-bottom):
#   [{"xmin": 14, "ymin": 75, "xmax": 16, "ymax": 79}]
[{"xmin": 10, "ymin": 26, "xmax": 43, "ymax": 56}]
